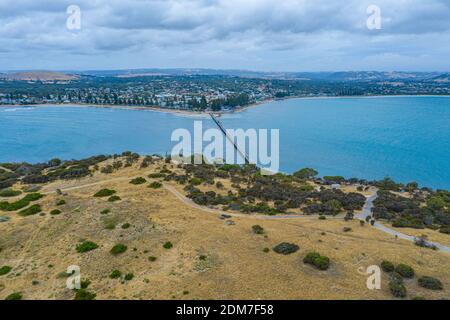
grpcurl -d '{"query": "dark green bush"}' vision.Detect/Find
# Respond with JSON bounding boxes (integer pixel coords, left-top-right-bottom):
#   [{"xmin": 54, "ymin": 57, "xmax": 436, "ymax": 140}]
[
  {"xmin": 389, "ymin": 280, "xmax": 407, "ymax": 298},
  {"xmin": 76, "ymin": 241, "xmax": 99, "ymax": 253},
  {"xmin": 110, "ymin": 244, "xmax": 127, "ymax": 255},
  {"xmin": 395, "ymin": 264, "xmax": 415, "ymax": 279},
  {"xmin": 109, "ymin": 270, "xmax": 122, "ymax": 279},
  {"xmin": 418, "ymin": 276, "xmax": 443, "ymax": 290},
  {"xmin": 149, "ymin": 182, "xmax": 162, "ymax": 189},
  {"xmin": 74, "ymin": 289, "xmax": 96, "ymax": 300},
  {"xmin": 439, "ymin": 226, "xmax": 450, "ymax": 234},
  {"xmin": 380, "ymin": 260, "xmax": 395, "ymax": 273},
  {"xmin": 303, "ymin": 252, "xmax": 330, "ymax": 270},
  {"xmin": 18, "ymin": 204, "xmax": 42, "ymax": 216},
  {"xmin": 0, "ymin": 189, "xmax": 22, "ymax": 197},
  {"xmin": 130, "ymin": 177, "xmax": 146, "ymax": 185},
  {"xmin": 108, "ymin": 195, "xmax": 121, "ymax": 202},
  {"xmin": 56, "ymin": 199, "xmax": 66, "ymax": 206},
  {"xmin": 5, "ymin": 292, "xmax": 22, "ymax": 300},
  {"xmin": 93, "ymin": 189, "xmax": 116, "ymax": 197},
  {"xmin": 50, "ymin": 209, "xmax": 62, "ymax": 216},
  {"xmin": 100, "ymin": 209, "xmax": 110, "ymax": 215},
  {"xmin": 273, "ymin": 242, "xmax": 299, "ymax": 255},
  {"xmin": 121, "ymin": 223, "xmax": 131, "ymax": 229},
  {"xmin": 148, "ymin": 256, "xmax": 157, "ymax": 262},
  {"xmin": 0, "ymin": 265, "xmax": 12, "ymax": 276},
  {"xmin": 124, "ymin": 273, "xmax": 134, "ymax": 281},
  {"xmin": 163, "ymin": 241, "xmax": 173, "ymax": 249},
  {"xmin": 80, "ymin": 279, "xmax": 91, "ymax": 289},
  {"xmin": 252, "ymin": 225, "xmax": 264, "ymax": 235}
]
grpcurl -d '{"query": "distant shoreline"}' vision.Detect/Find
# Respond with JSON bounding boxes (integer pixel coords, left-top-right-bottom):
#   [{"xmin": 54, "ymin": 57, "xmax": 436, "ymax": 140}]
[{"xmin": 2, "ymin": 94, "xmax": 450, "ymax": 116}]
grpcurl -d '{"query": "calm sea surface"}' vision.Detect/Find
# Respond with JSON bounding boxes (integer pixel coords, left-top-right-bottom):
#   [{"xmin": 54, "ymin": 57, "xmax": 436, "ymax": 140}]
[{"xmin": 1, "ymin": 96, "xmax": 449, "ymax": 189}]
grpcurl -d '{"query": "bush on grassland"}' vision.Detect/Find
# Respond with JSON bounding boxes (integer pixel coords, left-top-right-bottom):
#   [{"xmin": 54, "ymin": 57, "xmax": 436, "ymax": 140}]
[
  {"xmin": 395, "ymin": 264, "xmax": 415, "ymax": 279},
  {"xmin": 273, "ymin": 242, "xmax": 299, "ymax": 255},
  {"xmin": 380, "ymin": 260, "xmax": 395, "ymax": 273},
  {"xmin": 124, "ymin": 273, "xmax": 134, "ymax": 281},
  {"xmin": 56, "ymin": 199, "xmax": 66, "ymax": 206},
  {"xmin": 129, "ymin": 177, "xmax": 146, "ymax": 185},
  {"xmin": 93, "ymin": 189, "xmax": 116, "ymax": 198},
  {"xmin": 108, "ymin": 195, "xmax": 121, "ymax": 202},
  {"xmin": 0, "ymin": 189, "xmax": 22, "ymax": 197},
  {"xmin": 389, "ymin": 280, "xmax": 407, "ymax": 298},
  {"xmin": 163, "ymin": 241, "xmax": 173, "ymax": 249},
  {"xmin": 0, "ymin": 265, "xmax": 12, "ymax": 276},
  {"xmin": 109, "ymin": 270, "xmax": 122, "ymax": 279},
  {"xmin": 50, "ymin": 209, "xmax": 62, "ymax": 216},
  {"xmin": 149, "ymin": 182, "xmax": 162, "ymax": 189},
  {"xmin": 418, "ymin": 276, "xmax": 443, "ymax": 290},
  {"xmin": 74, "ymin": 289, "xmax": 96, "ymax": 300},
  {"xmin": 303, "ymin": 252, "xmax": 330, "ymax": 270},
  {"xmin": 252, "ymin": 225, "xmax": 264, "ymax": 235},
  {"xmin": 76, "ymin": 241, "xmax": 99, "ymax": 253},
  {"xmin": 18, "ymin": 204, "xmax": 42, "ymax": 216},
  {"xmin": 5, "ymin": 292, "xmax": 22, "ymax": 300},
  {"xmin": 110, "ymin": 244, "xmax": 127, "ymax": 255}
]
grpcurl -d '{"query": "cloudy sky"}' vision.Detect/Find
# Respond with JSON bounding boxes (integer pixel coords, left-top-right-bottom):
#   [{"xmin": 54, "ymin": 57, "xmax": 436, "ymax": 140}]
[{"xmin": 1, "ymin": 0, "xmax": 450, "ymax": 72}]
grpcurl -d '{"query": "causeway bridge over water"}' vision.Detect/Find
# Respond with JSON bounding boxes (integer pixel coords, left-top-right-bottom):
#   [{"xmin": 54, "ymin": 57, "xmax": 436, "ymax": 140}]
[{"xmin": 209, "ymin": 113, "xmax": 250, "ymax": 165}]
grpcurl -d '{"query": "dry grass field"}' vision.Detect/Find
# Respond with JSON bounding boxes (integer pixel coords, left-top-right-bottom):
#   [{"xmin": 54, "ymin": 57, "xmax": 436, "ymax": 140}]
[{"xmin": 0, "ymin": 159, "xmax": 449, "ymax": 300}]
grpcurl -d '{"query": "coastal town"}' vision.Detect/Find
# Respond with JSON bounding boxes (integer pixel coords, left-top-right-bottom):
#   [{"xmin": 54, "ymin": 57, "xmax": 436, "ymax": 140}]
[{"xmin": 1, "ymin": 70, "xmax": 450, "ymax": 111}]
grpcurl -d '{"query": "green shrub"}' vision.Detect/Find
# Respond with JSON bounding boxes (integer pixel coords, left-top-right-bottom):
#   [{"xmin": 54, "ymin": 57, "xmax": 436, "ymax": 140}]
[
  {"xmin": 0, "ymin": 189, "xmax": 22, "ymax": 197},
  {"xmin": 80, "ymin": 279, "xmax": 91, "ymax": 289},
  {"xmin": 5, "ymin": 292, "xmax": 22, "ymax": 300},
  {"xmin": 0, "ymin": 265, "xmax": 12, "ymax": 276},
  {"xmin": 18, "ymin": 204, "xmax": 42, "ymax": 216},
  {"xmin": 94, "ymin": 189, "xmax": 116, "ymax": 197},
  {"xmin": 418, "ymin": 276, "xmax": 443, "ymax": 290},
  {"xmin": 395, "ymin": 264, "xmax": 415, "ymax": 279},
  {"xmin": 163, "ymin": 241, "xmax": 173, "ymax": 249},
  {"xmin": 148, "ymin": 256, "xmax": 157, "ymax": 262},
  {"xmin": 76, "ymin": 241, "xmax": 99, "ymax": 253},
  {"xmin": 148, "ymin": 173, "xmax": 165, "ymax": 179},
  {"xmin": 56, "ymin": 199, "xmax": 66, "ymax": 206},
  {"xmin": 389, "ymin": 280, "xmax": 407, "ymax": 298},
  {"xmin": 273, "ymin": 242, "xmax": 299, "ymax": 255},
  {"xmin": 252, "ymin": 225, "xmax": 264, "ymax": 235},
  {"xmin": 22, "ymin": 193, "xmax": 44, "ymax": 202},
  {"xmin": 381, "ymin": 260, "xmax": 395, "ymax": 273},
  {"xmin": 130, "ymin": 177, "xmax": 146, "ymax": 185},
  {"xmin": 100, "ymin": 209, "xmax": 110, "ymax": 215},
  {"xmin": 149, "ymin": 182, "xmax": 162, "ymax": 189},
  {"xmin": 74, "ymin": 289, "xmax": 96, "ymax": 300},
  {"xmin": 318, "ymin": 215, "xmax": 326, "ymax": 220},
  {"xmin": 109, "ymin": 270, "xmax": 122, "ymax": 279},
  {"xmin": 303, "ymin": 252, "xmax": 330, "ymax": 270},
  {"xmin": 104, "ymin": 222, "xmax": 116, "ymax": 230},
  {"xmin": 121, "ymin": 223, "xmax": 131, "ymax": 229},
  {"xmin": 263, "ymin": 248, "xmax": 270, "ymax": 253},
  {"xmin": 110, "ymin": 244, "xmax": 127, "ymax": 255},
  {"xmin": 50, "ymin": 209, "xmax": 61, "ymax": 216},
  {"xmin": 124, "ymin": 273, "xmax": 134, "ymax": 281},
  {"xmin": 190, "ymin": 178, "xmax": 203, "ymax": 186},
  {"xmin": 108, "ymin": 195, "xmax": 121, "ymax": 202}
]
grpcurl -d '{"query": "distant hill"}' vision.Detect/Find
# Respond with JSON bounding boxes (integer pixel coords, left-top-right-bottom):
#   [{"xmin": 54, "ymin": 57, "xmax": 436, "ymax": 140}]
[
  {"xmin": 1, "ymin": 71, "xmax": 78, "ymax": 82},
  {"xmin": 431, "ymin": 73, "xmax": 450, "ymax": 83},
  {"xmin": 76, "ymin": 68, "xmax": 445, "ymax": 82}
]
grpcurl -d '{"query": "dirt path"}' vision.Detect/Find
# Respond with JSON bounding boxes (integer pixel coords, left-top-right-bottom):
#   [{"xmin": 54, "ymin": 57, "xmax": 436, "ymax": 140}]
[
  {"xmin": 356, "ymin": 190, "xmax": 450, "ymax": 253},
  {"xmin": 40, "ymin": 177, "xmax": 450, "ymax": 252}
]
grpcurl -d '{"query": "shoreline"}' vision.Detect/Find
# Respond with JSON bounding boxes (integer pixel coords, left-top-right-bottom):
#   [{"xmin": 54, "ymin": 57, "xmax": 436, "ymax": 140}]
[{"xmin": 2, "ymin": 94, "xmax": 450, "ymax": 116}]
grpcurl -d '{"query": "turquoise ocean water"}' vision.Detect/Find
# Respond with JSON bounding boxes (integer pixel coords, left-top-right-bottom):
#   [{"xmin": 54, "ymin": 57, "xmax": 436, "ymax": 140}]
[{"xmin": 0, "ymin": 96, "xmax": 449, "ymax": 189}]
